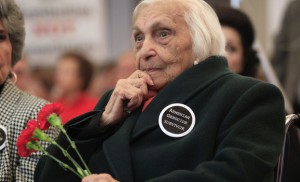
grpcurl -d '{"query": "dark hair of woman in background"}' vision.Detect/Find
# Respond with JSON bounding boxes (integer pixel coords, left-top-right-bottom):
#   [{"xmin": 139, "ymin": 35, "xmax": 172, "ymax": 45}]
[{"xmin": 214, "ymin": 5, "xmax": 260, "ymax": 77}]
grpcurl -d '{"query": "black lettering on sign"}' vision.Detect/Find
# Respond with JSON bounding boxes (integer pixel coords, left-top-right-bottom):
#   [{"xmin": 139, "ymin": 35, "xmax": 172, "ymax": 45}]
[{"xmin": 159, "ymin": 103, "xmax": 195, "ymax": 137}]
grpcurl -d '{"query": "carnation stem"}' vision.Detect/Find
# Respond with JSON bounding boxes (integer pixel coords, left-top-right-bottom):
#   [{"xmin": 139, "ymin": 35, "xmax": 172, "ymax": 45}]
[
  {"xmin": 58, "ymin": 125, "xmax": 91, "ymax": 175},
  {"xmin": 43, "ymin": 151, "xmax": 83, "ymax": 179},
  {"xmin": 31, "ymin": 142, "xmax": 83, "ymax": 179},
  {"xmin": 51, "ymin": 140, "xmax": 86, "ymax": 177},
  {"xmin": 33, "ymin": 128, "xmax": 87, "ymax": 177}
]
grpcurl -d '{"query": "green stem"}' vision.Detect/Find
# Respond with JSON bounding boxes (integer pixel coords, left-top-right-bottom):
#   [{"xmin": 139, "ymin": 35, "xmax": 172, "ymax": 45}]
[
  {"xmin": 43, "ymin": 150, "xmax": 83, "ymax": 179},
  {"xmin": 33, "ymin": 143, "xmax": 83, "ymax": 179},
  {"xmin": 59, "ymin": 125, "xmax": 91, "ymax": 175},
  {"xmin": 51, "ymin": 140, "xmax": 85, "ymax": 177}
]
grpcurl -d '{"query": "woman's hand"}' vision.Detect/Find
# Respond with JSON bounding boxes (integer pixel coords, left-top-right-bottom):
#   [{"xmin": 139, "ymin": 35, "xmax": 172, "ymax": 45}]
[
  {"xmin": 82, "ymin": 174, "xmax": 119, "ymax": 182},
  {"xmin": 100, "ymin": 70, "xmax": 156, "ymax": 126}
]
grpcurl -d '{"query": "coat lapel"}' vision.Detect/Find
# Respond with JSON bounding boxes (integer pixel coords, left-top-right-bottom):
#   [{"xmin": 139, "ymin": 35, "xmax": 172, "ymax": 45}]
[
  {"xmin": 132, "ymin": 56, "xmax": 231, "ymax": 140},
  {"xmin": 102, "ymin": 109, "xmax": 142, "ymax": 182}
]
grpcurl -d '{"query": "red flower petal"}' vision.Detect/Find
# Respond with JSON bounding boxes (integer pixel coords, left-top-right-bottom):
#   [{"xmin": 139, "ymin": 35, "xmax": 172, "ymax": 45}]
[
  {"xmin": 17, "ymin": 136, "xmax": 36, "ymax": 157},
  {"xmin": 52, "ymin": 103, "xmax": 64, "ymax": 115},
  {"xmin": 38, "ymin": 103, "xmax": 64, "ymax": 130},
  {"xmin": 27, "ymin": 119, "xmax": 39, "ymax": 130},
  {"xmin": 17, "ymin": 120, "xmax": 39, "ymax": 157}
]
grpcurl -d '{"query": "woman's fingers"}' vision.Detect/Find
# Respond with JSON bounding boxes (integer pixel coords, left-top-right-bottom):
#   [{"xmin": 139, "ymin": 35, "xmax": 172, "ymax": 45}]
[
  {"xmin": 129, "ymin": 70, "xmax": 154, "ymax": 86},
  {"xmin": 125, "ymin": 86, "xmax": 144, "ymax": 109},
  {"xmin": 100, "ymin": 70, "xmax": 154, "ymax": 125},
  {"xmin": 127, "ymin": 78, "xmax": 149, "ymax": 97},
  {"xmin": 129, "ymin": 70, "xmax": 157, "ymax": 99}
]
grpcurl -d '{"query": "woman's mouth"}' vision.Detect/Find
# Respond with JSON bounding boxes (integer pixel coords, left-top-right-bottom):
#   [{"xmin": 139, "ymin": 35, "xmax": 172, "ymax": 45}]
[{"xmin": 142, "ymin": 68, "xmax": 161, "ymax": 72}]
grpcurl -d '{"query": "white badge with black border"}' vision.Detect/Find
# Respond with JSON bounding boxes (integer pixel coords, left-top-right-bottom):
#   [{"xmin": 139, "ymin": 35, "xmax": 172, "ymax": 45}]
[
  {"xmin": 159, "ymin": 103, "xmax": 195, "ymax": 138},
  {"xmin": 0, "ymin": 124, "xmax": 7, "ymax": 150}
]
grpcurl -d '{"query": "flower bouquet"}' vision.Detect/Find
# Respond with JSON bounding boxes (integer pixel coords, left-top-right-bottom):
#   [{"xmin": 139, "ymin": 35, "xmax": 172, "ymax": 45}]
[{"xmin": 16, "ymin": 103, "xmax": 91, "ymax": 179}]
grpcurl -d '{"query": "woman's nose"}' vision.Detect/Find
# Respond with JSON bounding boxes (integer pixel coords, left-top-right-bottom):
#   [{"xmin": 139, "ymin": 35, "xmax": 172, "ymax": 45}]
[{"xmin": 139, "ymin": 38, "xmax": 157, "ymax": 61}]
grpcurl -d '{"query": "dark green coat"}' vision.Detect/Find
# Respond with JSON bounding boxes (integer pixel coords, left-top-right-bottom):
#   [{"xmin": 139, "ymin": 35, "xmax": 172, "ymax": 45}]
[{"xmin": 35, "ymin": 56, "xmax": 285, "ymax": 182}]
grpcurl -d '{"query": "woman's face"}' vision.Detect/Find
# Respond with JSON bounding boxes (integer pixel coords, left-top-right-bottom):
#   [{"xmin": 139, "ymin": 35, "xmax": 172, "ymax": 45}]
[
  {"xmin": 54, "ymin": 57, "xmax": 82, "ymax": 94},
  {"xmin": 222, "ymin": 26, "xmax": 244, "ymax": 74},
  {"xmin": 133, "ymin": 1, "xmax": 196, "ymax": 92},
  {"xmin": 0, "ymin": 21, "xmax": 12, "ymax": 85}
]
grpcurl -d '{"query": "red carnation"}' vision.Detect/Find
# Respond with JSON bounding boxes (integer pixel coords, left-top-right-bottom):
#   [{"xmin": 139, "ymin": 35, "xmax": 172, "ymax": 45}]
[
  {"xmin": 38, "ymin": 103, "xmax": 64, "ymax": 130},
  {"xmin": 16, "ymin": 104, "xmax": 91, "ymax": 178},
  {"xmin": 16, "ymin": 120, "xmax": 39, "ymax": 157},
  {"xmin": 27, "ymin": 119, "xmax": 39, "ymax": 130}
]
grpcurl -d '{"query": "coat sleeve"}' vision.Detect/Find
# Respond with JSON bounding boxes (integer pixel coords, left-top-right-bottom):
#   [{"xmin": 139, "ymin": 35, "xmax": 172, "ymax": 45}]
[
  {"xmin": 147, "ymin": 82, "xmax": 285, "ymax": 182},
  {"xmin": 34, "ymin": 90, "xmax": 119, "ymax": 182},
  {"xmin": 64, "ymin": 89, "xmax": 114, "ymax": 140}
]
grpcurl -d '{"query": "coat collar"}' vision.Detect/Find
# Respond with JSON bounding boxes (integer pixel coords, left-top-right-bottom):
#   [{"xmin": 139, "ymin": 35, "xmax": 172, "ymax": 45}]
[{"xmin": 102, "ymin": 56, "xmax": 231, "ymax": 181}]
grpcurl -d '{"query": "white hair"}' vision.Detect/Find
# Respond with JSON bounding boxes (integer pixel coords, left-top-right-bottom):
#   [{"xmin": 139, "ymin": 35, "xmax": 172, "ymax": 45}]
[{"xmin": 133, "ymin": 0, "xmax": 226, "ymax": 62}]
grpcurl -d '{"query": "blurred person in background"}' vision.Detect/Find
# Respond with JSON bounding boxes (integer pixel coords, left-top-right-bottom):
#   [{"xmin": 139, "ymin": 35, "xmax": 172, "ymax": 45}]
[
  {"xmin": 13, "ymin": 56, "xmax": 52, "ymax": 101},
  {"xmin": 115, "ymin": 51, "xmax": 136, "ymax": 79},
  {"xmin": 52, "ymin": 51, "xmax": 98, "ymax": 124},
  {"xmin": 13, "ymin": 57, "xmax": 30, "ymax": 91},
  {"xmin": 214, "ymin": 5, "xmax": 260, "ymax": 78},
  {"xmin": 271, "ymin": 0, "xmax": 300, "ymax": 113},
  {"xmin": 89, "ymin": 63, "xmax": 118, "ymax": 98},
  {"xmin": 89, "ymin": 51, "xmax": 136, "ymax": 98},
  {"xmin": 0, "ymin": 0, "xmax": 57, "ymax": 181},
  {"xmin": 28, "ymin": 69, "xmax": 53, "ymax": 101}
]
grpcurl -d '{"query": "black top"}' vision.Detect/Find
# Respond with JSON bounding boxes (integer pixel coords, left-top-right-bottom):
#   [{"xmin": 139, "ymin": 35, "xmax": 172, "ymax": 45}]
[{"xmin": 0, "ymin": 83, "xmax": 4, "ymax": 95}]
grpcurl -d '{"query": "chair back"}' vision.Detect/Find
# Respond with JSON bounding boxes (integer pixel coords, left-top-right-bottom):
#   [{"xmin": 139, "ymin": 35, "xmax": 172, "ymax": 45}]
[{"xmin": 276, "ymin": 114, "xmax": 300, "ymax": 182}]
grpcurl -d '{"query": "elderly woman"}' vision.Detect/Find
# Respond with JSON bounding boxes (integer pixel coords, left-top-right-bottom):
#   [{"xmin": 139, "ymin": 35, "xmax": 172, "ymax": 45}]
[
  {"xmin": 0, "ymin": 0, "xmax": 57, "ymax": 181},
  {"xmin": 35, "ymin": 0, "xmax": 285, "ymax": 181}
]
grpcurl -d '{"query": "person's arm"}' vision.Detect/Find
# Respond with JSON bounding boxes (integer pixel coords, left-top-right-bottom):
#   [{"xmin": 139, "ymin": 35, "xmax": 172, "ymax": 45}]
[
  {"xmin": 34, "ymin": 70, "xmax": 155, "ymax": 181},
  {"xmin": 64, "ymin": 90, "xmax": 115, "ymax": 140},
  {"xmin": 65, "ymin": 69, "xmax": 155, "ymax": 140},
  {"xmin": 66, "ymin": 69, "xmax": 155, "ymax": 138},
  {"xmin": 34, "ymin": 90, "xmax": 116, "ymax": 182},
  {"xmin": 146, "ymin": 82, "xmax": 285, "ymax": 182}
]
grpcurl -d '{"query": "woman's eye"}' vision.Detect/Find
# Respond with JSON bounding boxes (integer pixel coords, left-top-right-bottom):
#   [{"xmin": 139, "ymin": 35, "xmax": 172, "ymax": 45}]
[
  {"xmin": 158, "ymin": 30, "xmax": 170, "ymax": 38},
  {"xmin": 225, "ymin": 44, "xmax": 236, "ymax": 53},
  {"xmin": 135, "ymin": 34, "xmax": 144, "ymax": 42}
]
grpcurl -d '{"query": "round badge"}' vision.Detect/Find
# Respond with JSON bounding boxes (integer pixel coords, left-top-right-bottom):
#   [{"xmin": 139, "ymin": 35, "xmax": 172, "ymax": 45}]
[
  {"xmin": 0, "ymin": 124, "xmax": 7, "ymax": 150},
  {"xmin": 159, "ymin": 103, "xmax": 195, "ymax": 138}
]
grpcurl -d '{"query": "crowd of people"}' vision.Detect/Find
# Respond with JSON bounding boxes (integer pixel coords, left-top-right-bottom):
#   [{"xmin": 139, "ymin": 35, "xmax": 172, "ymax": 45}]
[{"xmin": 0, "ymin": 0, "xmax": 298, "ymax": 181}]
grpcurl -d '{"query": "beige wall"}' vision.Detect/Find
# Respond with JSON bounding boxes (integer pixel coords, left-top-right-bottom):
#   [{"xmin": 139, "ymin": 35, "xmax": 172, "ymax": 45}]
[{"xmin": 240, "ymin": 0, "xmax": 291, "ymax": 57}]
